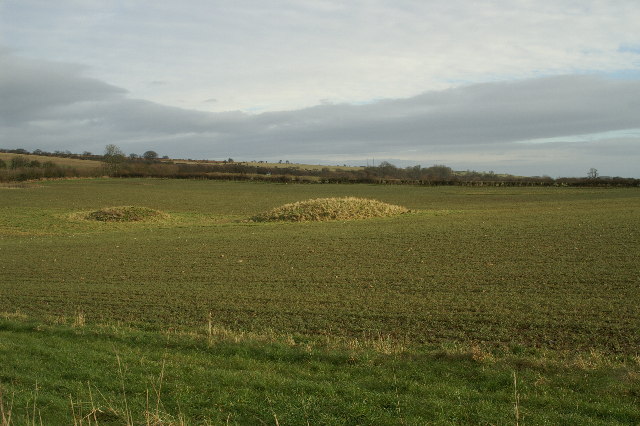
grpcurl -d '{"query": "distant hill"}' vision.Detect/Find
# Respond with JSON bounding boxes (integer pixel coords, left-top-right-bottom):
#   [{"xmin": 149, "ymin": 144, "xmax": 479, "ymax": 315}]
[{"xmin": 0, "ymin": 152, "xmax": 102, "ymax": 170}]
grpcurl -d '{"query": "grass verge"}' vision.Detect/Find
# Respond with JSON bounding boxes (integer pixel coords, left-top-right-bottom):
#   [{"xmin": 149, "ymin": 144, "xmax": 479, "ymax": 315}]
[{"xmin": 0, "ymin": 317, "xmax": 638, "ymax": 425}]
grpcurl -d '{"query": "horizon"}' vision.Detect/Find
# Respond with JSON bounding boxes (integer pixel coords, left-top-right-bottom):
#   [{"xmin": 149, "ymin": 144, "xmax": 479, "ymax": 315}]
[{"xmin": 1, "ymin": 147, "xmax": 635, "ymax": 180}]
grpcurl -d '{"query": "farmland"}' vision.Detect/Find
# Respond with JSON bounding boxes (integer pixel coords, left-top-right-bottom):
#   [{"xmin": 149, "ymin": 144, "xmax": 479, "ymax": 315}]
[
  {"xmin": 0, "ymin": 152, "xmax": 102, "ymax": 170},
  {"xmin": 1, "ymin": 178, "xmax": 639, "ymax": 423}
]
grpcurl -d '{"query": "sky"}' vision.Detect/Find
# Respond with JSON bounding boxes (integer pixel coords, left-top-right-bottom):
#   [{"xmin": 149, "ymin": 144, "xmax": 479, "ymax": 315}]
[{"xmin": 1, "ymin": 0, "xmax": 639, "ymax": 177}]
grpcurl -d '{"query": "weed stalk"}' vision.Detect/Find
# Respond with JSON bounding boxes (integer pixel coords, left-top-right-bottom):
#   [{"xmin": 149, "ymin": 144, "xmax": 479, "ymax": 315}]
[
  {"xmin": 513, "ymin": 371, "xmax": 521, "ymax": 426},
  {"xmin": 1, "ymin": 387, "xmax": 14, "ymax": 426}
]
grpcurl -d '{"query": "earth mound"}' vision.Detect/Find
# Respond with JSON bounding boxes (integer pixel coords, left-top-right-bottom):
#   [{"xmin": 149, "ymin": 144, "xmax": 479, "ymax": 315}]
[
  {"xmin": 85, "ymin": 206, "xmax": 166, "ymax": 222},
  {"xmin": 252, "ymin": 197, "xmax": 409, "ymax": 222}
]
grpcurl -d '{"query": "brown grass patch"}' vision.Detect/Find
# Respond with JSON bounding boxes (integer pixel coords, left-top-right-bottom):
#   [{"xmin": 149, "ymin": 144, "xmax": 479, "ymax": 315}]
[
  {"xmin": 82, "ymin": 206, "xmax": 168, "ymax": 222},
  {"xmin": 252, "ymin": 197, "xmax": 410, "ymax": 222}
]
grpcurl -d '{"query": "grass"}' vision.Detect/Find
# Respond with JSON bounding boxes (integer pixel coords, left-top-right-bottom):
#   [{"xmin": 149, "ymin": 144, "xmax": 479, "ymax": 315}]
[
  {"xmin": 0, "ymin": 178, "xmax": 639, "ymax": 423},
  {"xmin": 0, "ymin": 317, "xmax": 638, "ymax": 424},
  {"xmin": 251, "ymin": 197, "xmax": 409, "ymax": 222}
]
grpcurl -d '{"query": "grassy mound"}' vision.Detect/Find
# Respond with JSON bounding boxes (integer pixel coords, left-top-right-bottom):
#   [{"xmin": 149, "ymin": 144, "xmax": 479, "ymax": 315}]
[
  {"xmin": 252, "ymin": 197, "xmax": 409, "ymax": 222},
  {"xmin": 85, "ymin": 206, "xmax": 166, "ymax": 222}
]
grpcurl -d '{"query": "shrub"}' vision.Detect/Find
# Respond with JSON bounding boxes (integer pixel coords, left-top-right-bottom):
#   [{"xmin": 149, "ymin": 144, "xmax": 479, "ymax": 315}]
[
  {"xmin": 10, "ymin": 156, "xmax": 30, "ymax": 169},
  {"xmin": 252, "ymin": 197, "xmax": 410, "ymax": 222}
]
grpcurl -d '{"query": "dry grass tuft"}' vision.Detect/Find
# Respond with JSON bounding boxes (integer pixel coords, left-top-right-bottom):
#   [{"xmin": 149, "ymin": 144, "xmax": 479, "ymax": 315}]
[
  {"xmin": 83, "ymin": 206, "xmax": 167, "ymax": 223},
  {"xmin": 252, "ymin": 197, "xmax": 410, "ymax": 222}
]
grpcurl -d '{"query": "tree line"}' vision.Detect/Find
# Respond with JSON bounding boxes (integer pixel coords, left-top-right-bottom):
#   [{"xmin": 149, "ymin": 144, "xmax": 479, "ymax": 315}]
[{"xmin": 1, "ymin": 146, "xmax": 639, "ymax": 187}]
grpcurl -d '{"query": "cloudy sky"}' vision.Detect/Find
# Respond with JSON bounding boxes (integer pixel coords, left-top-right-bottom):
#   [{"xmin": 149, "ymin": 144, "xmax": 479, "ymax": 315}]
[{"xmin": 1, "ymin": 0, "xmax": 639, "ymax": 177}]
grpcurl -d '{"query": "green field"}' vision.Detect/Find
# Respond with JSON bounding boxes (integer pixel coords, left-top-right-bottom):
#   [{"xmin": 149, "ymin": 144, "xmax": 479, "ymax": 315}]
[{"xmin": 1, "ymin": 179, "xmax": 639, "ymax": 423}]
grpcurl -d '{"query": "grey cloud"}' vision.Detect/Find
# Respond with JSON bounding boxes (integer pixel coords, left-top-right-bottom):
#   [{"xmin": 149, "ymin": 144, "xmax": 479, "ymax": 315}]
[
  {"xmin": 251, "ymin": 75, "xmax": 640, "ymax": 150},
  {"xmin": 1, "ymin": 48, "xmax": 639, "ymax": 176},
  {"xmin": 0, "ymin": 49, "xmax": 126, "ymax": 125}
]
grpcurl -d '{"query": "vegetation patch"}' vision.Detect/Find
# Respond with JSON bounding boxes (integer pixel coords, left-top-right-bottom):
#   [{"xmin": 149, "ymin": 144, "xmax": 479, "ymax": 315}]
[
  {"xmin": 252, "ymin": 197, "xmax": 410, "ymax": 222},
  {"xmin": 84, "ymin": 206, "xmax": 167, "ymax": 222}
]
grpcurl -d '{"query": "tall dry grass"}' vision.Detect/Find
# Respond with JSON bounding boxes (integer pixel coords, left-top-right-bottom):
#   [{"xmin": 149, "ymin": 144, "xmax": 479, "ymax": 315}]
[{"xmin": 252, "ymin": 197, "xmax": 409, "ymax": 222}]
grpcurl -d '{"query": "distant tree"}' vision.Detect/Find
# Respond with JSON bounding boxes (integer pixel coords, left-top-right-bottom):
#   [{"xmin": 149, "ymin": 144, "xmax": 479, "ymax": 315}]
[
  {"xmin": 161, "ymin": 155, "xmax": 169, "ymax": 159},
  {"xmin": 587, "ymin": 168, "xmax": 599, "ymax": 179},
  {"xmin": 103, "ymin": 144, "xmax": 126, "ymax": 173},
  {"xmin": 227, "ymin": 158, "xmax": 234, "ymax": 163},
  {"xmin": 82, "ymin": 151, "xmax": 92, "ymax": 156},
  {"xmin": 406, "ymin": 164, "xmax": 422, "ymax": 180},
  {"xmin": 129, "ymin": 153, "xmax": 139, "ymax": 159},
  {"xmin": 33, "ymin": 149, "xmax": 44, "ymax": 155},
  {"xmin": 143, "ymin": 150, "xmax": 159, "ymax": 160},
  {"xmin": 377, "ymin": 161, "xmax": 397, "ymax": 177},
  {"xmin": 104, "ymin": 144, "xmax": 125, "ymax": 159},
  {"xmin": 424, "ymin": 165, "xmax": 453, "ymax": 180}
]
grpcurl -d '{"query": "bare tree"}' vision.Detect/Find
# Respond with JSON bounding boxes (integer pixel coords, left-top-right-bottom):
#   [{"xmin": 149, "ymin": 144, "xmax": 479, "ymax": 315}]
[
  {"xmin": 103, "ymin": 144, "xmax": 125, "ymax": 174},
  {"xmin": 587, "ymin": 168, "xmax": 599, "ymax": 179}
]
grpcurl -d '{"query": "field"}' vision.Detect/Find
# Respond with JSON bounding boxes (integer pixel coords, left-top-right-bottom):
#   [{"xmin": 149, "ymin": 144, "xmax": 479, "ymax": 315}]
[
  {"xmin": 1, "ymin": 179, "xmax": 639, "ymax": 424},
  {"xmin": 0, "ymin": 153, "xmax": 102, "ymax": 170}
]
